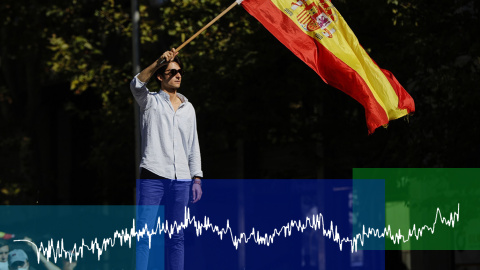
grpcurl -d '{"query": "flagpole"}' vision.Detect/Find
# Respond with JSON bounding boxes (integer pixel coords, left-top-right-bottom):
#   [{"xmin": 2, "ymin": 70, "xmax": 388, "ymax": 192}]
[{"xmin": 176, "ymin": 1, "xmax": 239, "ymax": 52}]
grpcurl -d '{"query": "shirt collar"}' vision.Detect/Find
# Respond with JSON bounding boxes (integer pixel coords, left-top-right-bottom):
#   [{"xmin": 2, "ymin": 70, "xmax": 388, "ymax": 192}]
[{"xmin": 159, "ymin": 90, "xmax": 188, "ymax": 103}]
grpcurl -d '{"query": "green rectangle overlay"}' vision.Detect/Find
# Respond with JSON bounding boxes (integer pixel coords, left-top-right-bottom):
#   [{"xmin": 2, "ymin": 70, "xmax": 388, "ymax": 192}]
[{"xmin": 353, "ymin": 168, "xmax": 475, "ymax": 250}]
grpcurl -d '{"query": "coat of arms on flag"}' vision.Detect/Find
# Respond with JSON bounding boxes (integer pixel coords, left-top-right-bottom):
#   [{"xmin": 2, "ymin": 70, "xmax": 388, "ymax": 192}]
[
  {"xmin": 240, "ymin": 0, "xmax": 415, "ymax": 133},
  {"xmin": 290, "ymin": 0, "xmax": 336, "ymax": 38}
]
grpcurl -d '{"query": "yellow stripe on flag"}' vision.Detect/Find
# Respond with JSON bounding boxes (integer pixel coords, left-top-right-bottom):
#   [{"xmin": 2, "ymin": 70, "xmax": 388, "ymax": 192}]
[{"xmin": 271, "ymin": 0, "xmax": 408, "ymax": 120}]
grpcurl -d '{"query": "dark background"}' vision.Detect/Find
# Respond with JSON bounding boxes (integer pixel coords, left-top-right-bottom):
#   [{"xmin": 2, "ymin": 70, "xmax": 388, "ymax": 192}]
[{"xmin": 1, "ymin": 0, "xmax": 479, "ymax": 269}]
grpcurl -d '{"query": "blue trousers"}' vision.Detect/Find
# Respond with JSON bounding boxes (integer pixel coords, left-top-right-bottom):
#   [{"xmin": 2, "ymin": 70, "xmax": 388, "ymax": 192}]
[{"xmin": 136, "ymin": 169, "xmax": 190, "ymax": 270}]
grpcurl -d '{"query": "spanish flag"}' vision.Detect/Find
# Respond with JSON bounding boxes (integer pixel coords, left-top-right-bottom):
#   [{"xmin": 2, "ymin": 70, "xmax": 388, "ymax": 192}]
[{"xmin": 239, "ymin": 0, "xmax": 415, "ymax": 134}]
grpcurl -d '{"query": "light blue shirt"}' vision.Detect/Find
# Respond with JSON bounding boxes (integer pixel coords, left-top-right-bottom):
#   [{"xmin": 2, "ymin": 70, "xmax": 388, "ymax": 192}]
[{"xmin": 130, "ymin": 75, "xmax": 203, "ymax": 181}]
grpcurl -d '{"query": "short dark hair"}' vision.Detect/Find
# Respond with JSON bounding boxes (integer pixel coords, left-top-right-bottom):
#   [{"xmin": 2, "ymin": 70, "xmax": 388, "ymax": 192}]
[{"xmin": 153, "ymin": 56, "xmax": 183, "ymax": 87}]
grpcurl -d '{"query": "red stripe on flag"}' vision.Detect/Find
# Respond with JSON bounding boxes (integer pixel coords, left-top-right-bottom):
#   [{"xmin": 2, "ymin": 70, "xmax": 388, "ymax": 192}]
[
  {"xmin": 366, "ymin": 53, "xmax": 415, "ymax": 115},
  {"xmin": 242, "ymin": 0, "xmax": 390, "ymax": 133},
  {"xmin": 298, "ymin": 10, "xmax": 307, "ymax": 20}
]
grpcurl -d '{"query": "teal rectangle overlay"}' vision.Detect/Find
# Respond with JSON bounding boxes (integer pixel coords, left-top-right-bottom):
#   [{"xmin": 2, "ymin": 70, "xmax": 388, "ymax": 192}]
[
  {"xmin": 352, "ymin": 179, "xmax": 386, "ymax": 251},
  {"xmin": 0, "ymin": 205, "xmax": 165, "ymax": 269},
  {"xmin": 353, "ymin": 168, "xmax": 470, "ymax": 250}
]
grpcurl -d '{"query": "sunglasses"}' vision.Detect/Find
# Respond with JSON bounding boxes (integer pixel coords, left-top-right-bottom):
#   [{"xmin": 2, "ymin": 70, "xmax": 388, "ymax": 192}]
[{"xmin": 164, "ymin": 69, "xmax": 183, "ymax": 76}]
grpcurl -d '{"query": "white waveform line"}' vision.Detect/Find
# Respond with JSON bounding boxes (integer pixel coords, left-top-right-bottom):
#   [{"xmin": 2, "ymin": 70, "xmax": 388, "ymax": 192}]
[
  {"xmin": 16, "ymin": 203, "xmax": 459, "ymax": 263},
  {"xmin": 352, "ymin": 203, "xmax": 460, "ymax": 252}
]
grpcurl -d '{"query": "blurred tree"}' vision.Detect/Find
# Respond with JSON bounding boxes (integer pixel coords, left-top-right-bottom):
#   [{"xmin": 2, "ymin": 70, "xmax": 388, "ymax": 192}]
[
  {"xmin": 154, "ymin": 0, "xmax": 326, "ymax": 174},
  {"xmin": 0, "ymin": 0, "xmax": 478, "ymax": 204},
  {"xmin": 0, "ymin": 0, "xmax": 325, "ymax": 203},
  {"xmin": 0, "ymin": 0, "xmax": 146, "ymax": 204}
]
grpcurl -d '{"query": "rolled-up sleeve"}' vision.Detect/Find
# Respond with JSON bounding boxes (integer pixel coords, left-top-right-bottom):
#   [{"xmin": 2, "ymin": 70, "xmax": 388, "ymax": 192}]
[{"xmin": 130, "ymin": 74, "xmax": 150, "ymax": 110}]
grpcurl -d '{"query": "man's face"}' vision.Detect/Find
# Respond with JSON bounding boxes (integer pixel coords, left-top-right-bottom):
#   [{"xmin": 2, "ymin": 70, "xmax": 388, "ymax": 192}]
[
  {"xmin": 0, "ymin": 245, "xmax": 8, "ymax": 262},
  {"xmin": 158, "ymin": 62, "xmax": 182, "ymax": 91}
]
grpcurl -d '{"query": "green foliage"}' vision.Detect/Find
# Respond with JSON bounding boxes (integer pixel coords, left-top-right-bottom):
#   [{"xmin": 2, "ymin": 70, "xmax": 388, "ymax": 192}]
[
  {"xmin": 154, "ymin": 0, "xmax": 325, "ymax": 152},
  {"xmin": 0, "ymin": 0, "xmax": 479, "ymax": 203},
  {"xmin": 0, "ymin": 0, "xmax": 146, "ymax": 203}
]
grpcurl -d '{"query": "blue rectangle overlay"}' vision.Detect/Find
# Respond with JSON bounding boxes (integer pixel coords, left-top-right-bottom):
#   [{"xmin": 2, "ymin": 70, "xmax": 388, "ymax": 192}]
[{"xmin": 0, "ymin": 179, "xmax": 385, "ymax": 270}]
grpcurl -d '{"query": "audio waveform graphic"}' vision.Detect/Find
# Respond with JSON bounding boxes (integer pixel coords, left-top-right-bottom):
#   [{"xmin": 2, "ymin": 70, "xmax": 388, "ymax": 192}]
[{"xmin": 16, "ymin": 203, "xmax": 460, "ymax": 263}]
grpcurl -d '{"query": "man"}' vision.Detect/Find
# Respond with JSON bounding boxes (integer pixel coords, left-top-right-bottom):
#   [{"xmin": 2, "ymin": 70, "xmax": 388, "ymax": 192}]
[
  {"xmin": 0, "ymin": 240, "xmax": 9, "ymax": 270},
  {"xmin": 130, "ymin": 48, "xmax": 203, "ymax": 270},
  {"xmin": 8, "ymin": 249, "xmax": 33, "ymax": 270}
]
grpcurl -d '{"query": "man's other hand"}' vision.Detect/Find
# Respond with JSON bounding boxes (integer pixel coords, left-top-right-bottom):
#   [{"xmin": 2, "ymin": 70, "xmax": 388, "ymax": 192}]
[{"xmin": 191, "ymin": 179, "xmax": 202, "ymax": 203}]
